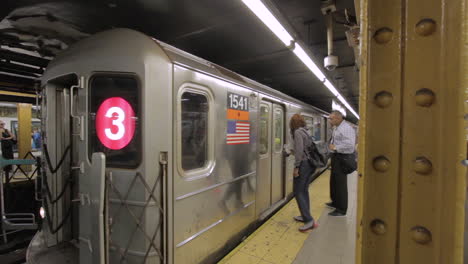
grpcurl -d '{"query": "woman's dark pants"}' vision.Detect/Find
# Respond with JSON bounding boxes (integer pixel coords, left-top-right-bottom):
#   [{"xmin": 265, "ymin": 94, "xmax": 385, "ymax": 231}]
[{"xmin": 293, "ymin": 160, "xmax": 316, "ymax": 223}]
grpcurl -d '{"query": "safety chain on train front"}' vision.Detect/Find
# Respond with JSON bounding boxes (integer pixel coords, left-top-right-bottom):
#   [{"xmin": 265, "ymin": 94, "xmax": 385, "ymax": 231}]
[
  {"xmin": 40, "ymin": 144, "xmax": 74, "ymax": 234},
  {"xmin": 107, "ymin": 165, "xmax": 165, "ymax": 263}
]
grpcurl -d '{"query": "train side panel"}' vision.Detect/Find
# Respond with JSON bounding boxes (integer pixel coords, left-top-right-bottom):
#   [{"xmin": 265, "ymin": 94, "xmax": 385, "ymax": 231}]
[{"xmin": 171, "ymin": 66, "xmax": 257, "ymax": 264}]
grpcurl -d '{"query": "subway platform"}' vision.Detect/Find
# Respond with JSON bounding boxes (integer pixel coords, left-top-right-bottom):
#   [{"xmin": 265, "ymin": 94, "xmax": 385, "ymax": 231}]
[{"xmin": 219, "ymin": 170, "xmax": 358, "ymax": 264}]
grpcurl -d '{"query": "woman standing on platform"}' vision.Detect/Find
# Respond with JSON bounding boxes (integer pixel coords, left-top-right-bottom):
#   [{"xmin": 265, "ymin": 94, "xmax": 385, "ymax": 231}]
[
  {"xmin": 0, "ymin": 121, "xmax": 14, "ymax": 172},
  {"xmin": 289, "ymin": 114, "xmax": 318, "ymax": 232}
]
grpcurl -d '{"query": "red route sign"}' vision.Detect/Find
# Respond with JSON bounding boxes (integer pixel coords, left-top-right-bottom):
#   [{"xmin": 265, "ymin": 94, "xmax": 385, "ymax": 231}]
[{"xmin": 95, "ymin": 97, "xmax": 136, "ymax": 150}]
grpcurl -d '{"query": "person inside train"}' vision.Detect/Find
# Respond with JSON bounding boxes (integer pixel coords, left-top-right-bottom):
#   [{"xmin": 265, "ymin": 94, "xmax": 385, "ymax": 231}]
[
  {"xmin": 32, "ymin": 128, "xmax": 41, "ymax": 150},
  {"xmin": 290, "ymin": 114, "xmax": 318, "ymax": 232},
  {"xmin": 0, "ymin": 120, "xmax": 15, "ymax": 173},
  {"xmin": 327, "ymin": 110, "xmax": 357, "ymax": 217}
]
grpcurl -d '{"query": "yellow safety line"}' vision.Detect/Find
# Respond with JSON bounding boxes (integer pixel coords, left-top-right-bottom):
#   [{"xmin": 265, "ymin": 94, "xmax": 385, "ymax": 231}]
[{"xmin": 219, "ymin": 171, "xmax": 330, "ymax": 264}]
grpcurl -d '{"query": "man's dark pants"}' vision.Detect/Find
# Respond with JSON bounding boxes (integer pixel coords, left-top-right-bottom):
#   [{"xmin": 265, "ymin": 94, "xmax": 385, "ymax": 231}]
[{"xmin": 330, "ymin": 153, "xmax": 356, "ymax": 214}]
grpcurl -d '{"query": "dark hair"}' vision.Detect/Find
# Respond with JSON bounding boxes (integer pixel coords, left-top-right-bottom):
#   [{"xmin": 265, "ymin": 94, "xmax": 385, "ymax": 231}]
[{"xmin": 290, "ymin": 114, "xmax": 306, "ymax": 137}]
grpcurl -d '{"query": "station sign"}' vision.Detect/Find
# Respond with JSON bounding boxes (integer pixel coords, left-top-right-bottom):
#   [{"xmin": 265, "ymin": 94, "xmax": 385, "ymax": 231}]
[{"xmin": 95, "ymin": 97, "xmax": 136, "ymax": 150}]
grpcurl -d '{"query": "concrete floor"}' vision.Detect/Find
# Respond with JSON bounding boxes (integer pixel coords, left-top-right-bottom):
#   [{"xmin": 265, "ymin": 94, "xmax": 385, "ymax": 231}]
[{"xmin": 293, "ymin": 172, "xmax": 357, "ymax": 264}]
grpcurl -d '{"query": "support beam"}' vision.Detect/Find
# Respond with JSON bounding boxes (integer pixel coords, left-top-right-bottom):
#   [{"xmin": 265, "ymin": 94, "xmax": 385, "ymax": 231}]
[
  {"xmin": 0, "ymin": 73, "xmax": 38, "ymax": 94},
  {"xmin": 0, "ymin": 49, "xmax": 50, "ymax": 68},
  {"xmin": 17, "ymin": 103, "xmax": 31, "ymax": 171},
  {"xmin": 0, "ymin": 61, "xmax": 43, "ymax": 76},
  {"xmin": 357, "ymin": 0, "xmax": 467, "ymax": 263}
]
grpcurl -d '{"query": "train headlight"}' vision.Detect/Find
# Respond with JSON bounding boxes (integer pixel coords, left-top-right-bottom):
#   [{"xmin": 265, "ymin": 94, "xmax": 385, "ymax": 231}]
[{"xmin": 39, "ymin": 207, "xmax": 45, "ymax": 219}]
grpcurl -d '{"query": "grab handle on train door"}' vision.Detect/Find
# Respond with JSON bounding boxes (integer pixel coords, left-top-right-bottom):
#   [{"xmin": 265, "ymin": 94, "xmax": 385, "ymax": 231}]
[{"xmin": 70, "ymin": 76, "xmax": 85, "ymax": 141}]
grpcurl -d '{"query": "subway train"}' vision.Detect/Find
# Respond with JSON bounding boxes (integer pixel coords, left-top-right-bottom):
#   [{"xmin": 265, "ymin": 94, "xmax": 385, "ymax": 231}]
[{"xmin": 27, "ymin": 28, "xmax": 333, "ymax": 264}]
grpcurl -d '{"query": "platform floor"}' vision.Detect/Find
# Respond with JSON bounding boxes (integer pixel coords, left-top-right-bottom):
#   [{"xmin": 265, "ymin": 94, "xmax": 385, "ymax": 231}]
[{"xmin": 219, "ymin": 170, "xmax": 357, "ymax": 264}]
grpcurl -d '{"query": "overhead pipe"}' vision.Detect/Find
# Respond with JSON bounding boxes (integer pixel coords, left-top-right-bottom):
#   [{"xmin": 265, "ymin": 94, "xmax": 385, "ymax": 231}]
[
  {"xmin": 327, "ymin": 13, "xmax": 334, "ymax": 57},
  {"xmin": 324, "ymin": 13, "xmax": 338, "ymax": 71}
]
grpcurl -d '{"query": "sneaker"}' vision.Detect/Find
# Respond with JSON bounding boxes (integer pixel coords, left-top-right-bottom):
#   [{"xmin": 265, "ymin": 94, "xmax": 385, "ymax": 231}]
[
  {"xmin": 325, "ymin": 202, "xmax": 335, "ymax": 209},
  {"xmin": 293, "ymin": 216, "xmax": 304, "ymax": 222},
  {"xmin": 328, "ymin": 209, "xmax": 346, "ymax": 217},
  {"xmin": 298, "ymin": 220, "xmax": 319, "ymax": 232}
]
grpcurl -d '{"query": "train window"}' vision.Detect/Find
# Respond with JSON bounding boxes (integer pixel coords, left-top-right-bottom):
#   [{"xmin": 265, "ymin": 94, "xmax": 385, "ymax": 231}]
[
  {"xmin": 181, "ymin": 92, "xmax": 209, "ymax": 171},
  {"xmin": 273, "ymin": 108, "xmax": 283, "ymax": 152},
  {"xmin": 259, "ymin": 105, "xmax": 269, "ymax": 155},
  {"xmin": 302, "ymin": 115, "xmax": 313, "ymax": 136},
  {"xmin": 88, "ymin": 75, "xmax": 141, "ymax": 168},
  {"xmin": 313, "ymin": 117, "xmax": 322, "ymax": 141}
]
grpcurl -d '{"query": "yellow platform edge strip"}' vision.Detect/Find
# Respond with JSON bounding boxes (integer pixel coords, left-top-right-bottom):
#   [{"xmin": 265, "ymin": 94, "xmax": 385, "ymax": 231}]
[{"xmin": 218, "ymin": 171, "xmax": 330, "ymax": 264}]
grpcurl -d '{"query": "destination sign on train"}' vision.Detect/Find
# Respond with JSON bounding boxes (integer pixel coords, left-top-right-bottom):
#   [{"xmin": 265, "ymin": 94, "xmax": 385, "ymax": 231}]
[{"xmin": 95, "ymin": 97, "xmax": 136, "ymax": 150}]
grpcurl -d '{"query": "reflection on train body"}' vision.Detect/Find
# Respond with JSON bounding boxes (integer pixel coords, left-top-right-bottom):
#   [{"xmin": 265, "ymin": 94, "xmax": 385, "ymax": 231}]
[{"xmin": 29, "ymin": 29, "xmax": 332, "ymax": 264}]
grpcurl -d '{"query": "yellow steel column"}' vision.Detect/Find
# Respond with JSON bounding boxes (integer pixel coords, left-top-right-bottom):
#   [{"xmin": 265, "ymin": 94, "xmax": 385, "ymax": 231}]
[
  {"xmin": 17, "ymin": 103, "xmax": 32, "ymax": 163},
  {"xmin": 398, "ymin": 0, "xmax": 466, "ymax": 262},
  {"xmin": 358, "ymin": 0, "xmax": 467, "ymax": 262},
  {"xmin": 357, "ymin": 0, "xmax": 403, "ymax": 262}
]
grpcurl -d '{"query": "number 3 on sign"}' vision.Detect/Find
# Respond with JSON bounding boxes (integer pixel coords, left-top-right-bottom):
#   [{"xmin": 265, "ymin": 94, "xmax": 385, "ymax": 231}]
[
  {"xmin": 96, "ymin": 97, "xmax": 136, "ymax": 150},
  {"xmin": 105, "ymin": 107, "xmax": 125, "ymax": 140}
]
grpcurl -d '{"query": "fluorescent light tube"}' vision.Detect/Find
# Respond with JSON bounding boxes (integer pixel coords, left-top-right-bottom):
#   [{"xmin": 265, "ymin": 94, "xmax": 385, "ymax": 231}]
[
  {"xmin": 241, "ymin": 0, "xmax": 294, "ymax": 46},
  {"xmin": 337, "ymin": 95, "xmax": 359, "ymax": 119},
  {"xmin": 293, "ymin": 44, "xmax": 327, "ymax": 81},
  {"xmin": 323, "ymin": 79, "xmax": 340, "ymax": 97},
  {"xmin": 242, "ymin": 0, "xmax": 360, "ymax": 119}
]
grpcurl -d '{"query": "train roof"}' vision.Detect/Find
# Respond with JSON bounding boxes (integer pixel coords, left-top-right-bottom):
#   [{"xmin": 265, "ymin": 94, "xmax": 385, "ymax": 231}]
[
  {"xmin": 43, "ymin": 28, "xmax": 328, "ymax": 116},
  {"xmin": 154, "ymin": 38, "xmax": 328, "ymax": 116}
]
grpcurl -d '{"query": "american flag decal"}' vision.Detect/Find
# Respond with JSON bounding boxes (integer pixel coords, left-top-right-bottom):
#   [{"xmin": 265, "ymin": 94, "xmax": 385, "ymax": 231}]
[{"xmin": 227, "ymin": 121, "xmax": 250, "ymax": 145}]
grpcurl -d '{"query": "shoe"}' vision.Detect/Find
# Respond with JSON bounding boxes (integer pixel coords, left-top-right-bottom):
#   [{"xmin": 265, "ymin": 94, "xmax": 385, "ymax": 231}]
[
  {"xmin": 325, "ymin": 202, "xmax": 335, "ymax": 209},
  {"xmin": 298, "ymin": 220, "xmax": 319, "ymax": 232},
  {"xmin": 293, "ymin": 216, "xmax": 304, "ymax": 222},
  {"xmin": 328, "ymin": 209, "xmax": 346, "ymax": 217}
]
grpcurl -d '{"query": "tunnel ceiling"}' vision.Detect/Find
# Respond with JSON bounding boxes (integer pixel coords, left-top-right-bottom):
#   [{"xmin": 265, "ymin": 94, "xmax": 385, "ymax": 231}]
[{"xmin": 1, "ymin": 0, "xmax": 359, "ymax": 122}]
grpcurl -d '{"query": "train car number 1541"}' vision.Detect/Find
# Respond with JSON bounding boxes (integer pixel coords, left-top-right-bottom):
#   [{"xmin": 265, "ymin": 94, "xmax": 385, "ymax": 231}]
[{"xmin": 227, "ymin": 92, "xmax": 249, "ymax": 111}]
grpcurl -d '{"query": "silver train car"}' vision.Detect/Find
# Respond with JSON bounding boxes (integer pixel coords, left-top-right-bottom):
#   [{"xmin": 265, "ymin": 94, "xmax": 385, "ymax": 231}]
[{"xmin": 27, "ymin": 29, "xmax": 330, "ymax": 264}]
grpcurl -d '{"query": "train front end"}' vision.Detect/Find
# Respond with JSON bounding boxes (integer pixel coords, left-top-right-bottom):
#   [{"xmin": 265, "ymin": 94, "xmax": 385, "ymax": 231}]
[{"xmin": 27, "ymin": 29, "xmax": 172, "ymax": 264}]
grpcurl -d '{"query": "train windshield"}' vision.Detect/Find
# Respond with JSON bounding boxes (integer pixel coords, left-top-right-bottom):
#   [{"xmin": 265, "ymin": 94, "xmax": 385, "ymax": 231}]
[{"xmin": 88, "ymin": 75, "xmax": 141, "ymax": 168}]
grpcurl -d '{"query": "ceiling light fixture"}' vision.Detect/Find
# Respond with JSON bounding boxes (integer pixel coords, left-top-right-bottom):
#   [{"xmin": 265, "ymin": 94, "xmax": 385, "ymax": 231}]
[
  {"xmin": 241, "ymin": 0, "xmax": 359, "ymax": 119},
  {"xmin": 241, "ymin": 0, "xmax": 294, "ymax": 46},
  {"xmin": 293, "ymin": 44, "xmax": 327, "ymax": 81}
]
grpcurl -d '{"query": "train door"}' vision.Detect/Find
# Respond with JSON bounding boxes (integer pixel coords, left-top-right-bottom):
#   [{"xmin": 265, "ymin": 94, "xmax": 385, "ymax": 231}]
[
  {"xmin": 270, "ymin": 104, "xmax": 285, "ymax": 204},
  {"xmin": 44, "ymin": 74, "xmax": 110, "ymax": 263},
  {"xmin": 257, "ymin": 101, "xmax": 272, "ymax": 215},
  {"xmin": 257, "ymin": 101, "xmax": 285, "ymax": 215},
  {"xmin": 42, "ymin": 76, "xmax": 74, "ymax": 248}
]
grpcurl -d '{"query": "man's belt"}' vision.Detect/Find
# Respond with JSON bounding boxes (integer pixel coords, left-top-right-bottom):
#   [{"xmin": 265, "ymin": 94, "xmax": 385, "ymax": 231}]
[{"xmin": 333, "ymin": 152, "xmax": 354, "ymax": 156}]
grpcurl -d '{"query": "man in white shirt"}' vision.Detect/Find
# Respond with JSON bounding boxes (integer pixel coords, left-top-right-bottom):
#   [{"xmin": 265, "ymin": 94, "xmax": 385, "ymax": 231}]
[{"xmin": 327, "ymin": 110, "xmax": 357, "ymax": 216}]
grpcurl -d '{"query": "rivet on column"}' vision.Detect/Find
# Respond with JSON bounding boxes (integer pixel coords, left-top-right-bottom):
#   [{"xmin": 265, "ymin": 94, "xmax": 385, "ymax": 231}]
[
  {"xmin": 415, "ymin": 88, "xmax": 435, "ymax": 107},
  {"xmin": 373, "ymin": 27, "xmax": 393, "ymax": 44},
  {"xmin": 373, "ymin": 156, "xmax": 390, "ymax": 172},
  {"xmin": 370, "ymin": 219, "xmax": 387, "ymax": 235},
  {"xmin": 414, "ymin": 157, "xmax": 433, "ymax": 175},
  {"xmin": 374, "ymin": 91, "xmax": 393, "ymax": 108},
  {"xmin": 415, "ymin": 19, "xmax": 437, "ymax": 36},
  {"xmin": 410, "ymin": 226, "xmax": 432, "ymax": 244}
]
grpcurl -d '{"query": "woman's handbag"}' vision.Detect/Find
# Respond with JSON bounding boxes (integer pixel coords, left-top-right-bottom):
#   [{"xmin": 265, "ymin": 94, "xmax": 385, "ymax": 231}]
[{"xmin": 307, "ymin": 141, "xmax": 329, "ymax": 168}]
